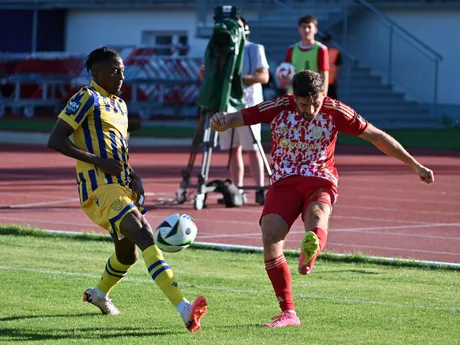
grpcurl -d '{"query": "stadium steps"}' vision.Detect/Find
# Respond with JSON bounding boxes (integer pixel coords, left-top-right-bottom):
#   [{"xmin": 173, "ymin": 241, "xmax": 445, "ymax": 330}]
[{"xmin": 247, "ymin": 1, "xmax": 443, "ymax": 129}]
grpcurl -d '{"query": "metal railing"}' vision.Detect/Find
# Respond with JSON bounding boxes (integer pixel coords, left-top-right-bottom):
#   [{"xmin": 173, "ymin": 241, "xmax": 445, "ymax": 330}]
[
  {"xmin": 343, "ymin": 0, "xmax": 442, "ymax": 109},
  {"xmin": 0, "ymin": 0, "xmax": 197, "ymax": 9},
  {"xmin": 257, "ymin": 0, "xmax": 443, "ymax": 109}
]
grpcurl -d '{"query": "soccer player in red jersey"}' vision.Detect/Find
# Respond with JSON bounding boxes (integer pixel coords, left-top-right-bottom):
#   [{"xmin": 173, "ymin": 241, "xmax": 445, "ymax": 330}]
[{"xmin": 209, "ymin": 70, "xmax": 434, "ymax": 328}]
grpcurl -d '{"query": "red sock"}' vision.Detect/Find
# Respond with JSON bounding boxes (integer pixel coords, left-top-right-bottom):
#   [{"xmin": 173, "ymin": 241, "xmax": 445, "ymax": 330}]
[
  {"xmin": 312, "ymin": 227, "xmax": 327, "ymax": 252},
  {"xmin": 265, "ymin": 255, "xmax": 295, "ymax": 312}
]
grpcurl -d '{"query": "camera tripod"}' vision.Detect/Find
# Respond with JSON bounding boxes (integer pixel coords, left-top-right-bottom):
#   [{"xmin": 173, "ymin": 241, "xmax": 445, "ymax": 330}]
[{"xmin": 175, "ymin": 108, "xmax": 272, "ymax": 210}]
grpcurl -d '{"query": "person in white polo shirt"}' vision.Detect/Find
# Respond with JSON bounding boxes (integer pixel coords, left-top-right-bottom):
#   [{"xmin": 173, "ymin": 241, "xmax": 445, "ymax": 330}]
[{"xmin": 199, "ymin": 16, "xmax": 270, "ymax": 205}]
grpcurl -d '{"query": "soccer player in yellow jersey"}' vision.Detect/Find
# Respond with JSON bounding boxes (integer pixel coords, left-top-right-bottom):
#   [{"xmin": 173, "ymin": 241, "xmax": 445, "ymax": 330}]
[{"xmin": 47, "ymin": 47, "xmax": 207, "ymax": 332}]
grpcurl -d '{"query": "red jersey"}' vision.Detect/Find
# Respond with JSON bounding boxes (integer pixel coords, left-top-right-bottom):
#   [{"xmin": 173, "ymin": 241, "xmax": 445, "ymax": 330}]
[{"xmin": 241, "ymin": 95, "xmax": 368, "ymax": 187}]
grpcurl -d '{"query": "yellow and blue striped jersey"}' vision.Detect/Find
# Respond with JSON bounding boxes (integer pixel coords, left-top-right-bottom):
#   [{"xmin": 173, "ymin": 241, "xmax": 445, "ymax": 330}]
[{"xmin": 58, "ymin": 81, "xmax": 132, "ymax": 204}]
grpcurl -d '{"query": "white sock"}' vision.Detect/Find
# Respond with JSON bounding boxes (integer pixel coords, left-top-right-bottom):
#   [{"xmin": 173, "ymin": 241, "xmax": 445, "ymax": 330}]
[
  {"xmin": 286, "ymin": 310, "xmax": 296, "ymax": 315},
  {"xmin": 176, "ymin": 299, "xmax": 191, "ymax": 314},
  {"xmin": 94, "ymin": 286, "xmax": 107, "ymax": 299}
]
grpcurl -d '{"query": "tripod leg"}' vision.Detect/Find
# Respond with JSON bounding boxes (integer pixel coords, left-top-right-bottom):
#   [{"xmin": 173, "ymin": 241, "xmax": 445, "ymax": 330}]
[
  {"xmin": 198, "ymin": 112, "xmax": 215, "ymax": 188},
  {"xmin": 249, "ymin": 125, "xmax": 272, "ymax": 179},
  {"xmin": 194, "ymin": 112, "xmax": 216, "ymax": 210},
  {"xmin": 226, "ymin": 128, "xmax": 235, "ymax": 172},
  {"xmin": 177, "ymin": 108, "xmax": 206, "ymax": 204}
]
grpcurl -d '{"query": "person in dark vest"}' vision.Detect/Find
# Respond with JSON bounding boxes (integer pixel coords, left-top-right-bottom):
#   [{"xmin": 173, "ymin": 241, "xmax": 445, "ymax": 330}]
[{"xmin": 322, "ymin": 33, "xmax": 342, "ymax": 100}]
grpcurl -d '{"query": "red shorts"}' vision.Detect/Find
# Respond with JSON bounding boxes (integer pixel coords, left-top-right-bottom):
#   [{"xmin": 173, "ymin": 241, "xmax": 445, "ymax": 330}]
[{"xmin": 261, "ymin": 175, "xmax": 338, "ymax": 229}]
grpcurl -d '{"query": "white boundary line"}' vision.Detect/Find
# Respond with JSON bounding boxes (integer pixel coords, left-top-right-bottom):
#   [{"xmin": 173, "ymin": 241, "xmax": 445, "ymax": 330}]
[
  {"xmin": 0, "ymin": 264, "xmax": 458, "ymax": 312},
  {"xmin": 0, "ymin": 266, "xmax": 460, "ymax": 312}
]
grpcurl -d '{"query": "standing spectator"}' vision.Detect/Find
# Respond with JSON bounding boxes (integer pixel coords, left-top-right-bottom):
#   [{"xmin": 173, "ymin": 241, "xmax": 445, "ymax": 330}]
[
  {"xmin": 278, "ymin": 15, "xmax": 329, "ymax": 95},
  {"xmin": 322, "ymin": 33, "xmax": 342, "ymax": 99},
  {"xmin": 199, "ymin": 16, "xmax": 270, "ymax": 205}
]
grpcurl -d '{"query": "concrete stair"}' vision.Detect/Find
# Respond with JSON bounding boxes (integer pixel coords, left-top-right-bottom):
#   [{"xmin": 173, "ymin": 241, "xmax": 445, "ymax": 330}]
[
  {"xmin": 247, "ymin": 1, "xmax": 443, "ymax": 129},
  {"xmin": 194, "ymin": 0, "xmax": 443, "ymax": 129}
]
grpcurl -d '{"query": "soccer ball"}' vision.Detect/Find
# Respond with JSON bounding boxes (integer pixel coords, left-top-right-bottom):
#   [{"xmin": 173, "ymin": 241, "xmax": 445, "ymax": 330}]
[
  {"xmin": 275, "ymin": 62, "xmax": 296, "ymax": 80},
  {"xmin": 153, "ymin": 213, "xmax": 198, "ymax": 253}
]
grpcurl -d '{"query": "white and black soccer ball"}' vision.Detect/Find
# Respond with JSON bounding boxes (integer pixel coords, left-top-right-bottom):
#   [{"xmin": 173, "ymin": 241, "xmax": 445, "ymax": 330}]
[
  {"xmin": 275, "ymin": 62, "xmax": 296, "ymax": 80},
  {"xmin": 153, "ymin": 213, "xmax": 198, "ymax": 253}
]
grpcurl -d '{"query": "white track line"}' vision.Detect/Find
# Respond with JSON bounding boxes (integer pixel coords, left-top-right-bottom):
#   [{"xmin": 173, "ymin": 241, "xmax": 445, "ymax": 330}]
[
  {"xmin": 0, "ymin": 216, "xmax": 98, "ymax": 228},
  {"xmin": 338, "ymin": 195, "xmax": 459, "ymax": 205},
  {"xmin": 0, "ymin": 192, "xmax": 73, "ymax": 201},
  {"xmin": 342, "ymin": 176, "xmax": 460, "ymax": 187},
  {"xmin": 332, "ymin": 215, "xmax": 431, "ymax": 225},
  {"xmin": 341, "ymin": 185, "xmax": 460, "ymax": 196},
  {"xmin": 335, "ymin": 204, "xmax": 460, "ymax": 217},
  {"xmin": 331, "ymin": 230, "xmax": 460, "ymax": 241},
  {"xmin": 0, "ymin": 265, "xmax": 458, "ymax": 312},
  {"xmin": 2, "ymin": 198, "xmax": 80, "ymax": 208},
  {"xmin": 327, "ymin": 243, "xmax": 460, "ymax": 257},
  {"xmin": 0, "ymin": 215, "xmax": 459, "ymax": 235},
  {"xmin": 144, "ymin": 185, "xmax": 460, "ymax": 207},
  {"xmin": 329, "ymin": 222, "xmax": 460, "ymax": 232}
]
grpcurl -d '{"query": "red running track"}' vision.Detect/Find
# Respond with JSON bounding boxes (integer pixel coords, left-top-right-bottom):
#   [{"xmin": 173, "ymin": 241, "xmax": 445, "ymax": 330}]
[{"xmin": 1, "ymin": 143, "xmax": 459, "ymax": 264}]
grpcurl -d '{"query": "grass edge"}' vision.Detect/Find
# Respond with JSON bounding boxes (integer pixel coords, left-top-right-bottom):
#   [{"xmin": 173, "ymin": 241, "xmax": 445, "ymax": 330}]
[{"xmin": 1, "ymin": 224, "xmax": 459, "ymax": 272}]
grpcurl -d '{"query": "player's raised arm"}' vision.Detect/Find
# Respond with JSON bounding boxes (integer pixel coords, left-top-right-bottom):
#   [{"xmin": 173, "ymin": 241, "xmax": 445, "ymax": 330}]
[
  {"xmin": 359, "ymin": 123, "xmax": 434, "ymax": 184},
  {"xmin": 209, "ymin": 111, "xmax": 244, "ymax": 132}
]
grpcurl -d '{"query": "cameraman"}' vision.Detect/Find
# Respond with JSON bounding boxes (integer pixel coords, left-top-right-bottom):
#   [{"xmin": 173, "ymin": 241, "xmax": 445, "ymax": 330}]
[{"xmin": 198, "ymin": 16, "xmax": 270, "ymax": 205}]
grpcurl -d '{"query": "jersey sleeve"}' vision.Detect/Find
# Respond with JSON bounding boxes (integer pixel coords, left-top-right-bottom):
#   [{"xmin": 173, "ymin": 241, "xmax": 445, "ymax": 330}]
[
  {"xmin": 242, "ymin": 96, "xmax": 290, "ymax": 125},
  {"xmin": 284, "ymin": 46, "xmax": 294, "ymax": 63},
  {"xmin": 58, "ymin": 88, "xmax": 95, "ymax": 129},
  {"xmin": 333, "ymin": 101, "xmax": 368, "ymax": 136},
  {"xmin": 255, "ymin": 44, "xmax": 269, "ymax": 69},
  {"xmin": 317, "ymin": 45, "xmax": 330, "ymax": 72}
]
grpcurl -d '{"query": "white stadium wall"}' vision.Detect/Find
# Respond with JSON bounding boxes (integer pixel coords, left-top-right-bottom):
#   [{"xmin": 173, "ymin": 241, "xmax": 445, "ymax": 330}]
[
  {"xmin": 65, "ymin": 7, "xmax": 458, "ymax": 106},
  {"xmin": 344, "ymin": 7, "xmax": 460, "ymax": 105},
  {"xmin": 65, "ymin": 10, "xmax": 208, "ymax": 58}
]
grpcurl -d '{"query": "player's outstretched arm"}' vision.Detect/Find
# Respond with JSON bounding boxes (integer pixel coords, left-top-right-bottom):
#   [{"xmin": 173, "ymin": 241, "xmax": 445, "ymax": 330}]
[
  {"xmin": 209, "ymin": 111, "xmax": 244, "ymax": 132},
  {"xmin": 359, "ymin": 123, "xmax": 434, "ymax": 184},
  {"xmin": 47, "ymin": 119, "xmax": 122, "ymax": 175}
]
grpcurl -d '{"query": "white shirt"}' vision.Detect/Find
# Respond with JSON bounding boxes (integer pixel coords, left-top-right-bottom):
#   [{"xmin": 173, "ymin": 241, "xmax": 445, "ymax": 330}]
[{"xmin": 242, "ymin": 41, "xmax": 269, "ymax": 107}]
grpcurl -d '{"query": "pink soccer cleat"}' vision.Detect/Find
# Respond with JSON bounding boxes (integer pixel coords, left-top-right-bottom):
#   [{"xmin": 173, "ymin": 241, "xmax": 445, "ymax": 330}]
[
  {"xmin": 264, "ymin": 311, "xmax": 301, "ymax": 328},
  {"xmin": 182, "ymin": 296, "xmax": 208, "ymax": 332}
]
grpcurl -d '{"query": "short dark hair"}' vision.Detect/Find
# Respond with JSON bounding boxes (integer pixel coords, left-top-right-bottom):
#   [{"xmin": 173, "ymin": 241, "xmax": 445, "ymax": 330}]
[
  {"xmin": 240, "ymin": 16, "xmax": 250, "ymax": 36},
  {"xmin": 298, "ymin": 15, "xmax": 318, "ymax": 27},
  {"xmin": 292, "ymin": 70, "xmax": 325, "ymax": 98},
  {"xmin": 85, "ymin": 46, "xmax": 120, "ymax": 72}
]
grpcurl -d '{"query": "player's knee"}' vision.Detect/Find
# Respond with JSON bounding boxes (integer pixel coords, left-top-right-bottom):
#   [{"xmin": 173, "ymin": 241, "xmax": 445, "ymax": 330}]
[
  {"xmin": 261, "ymin": 214, "xmax": 289, "ymax": 245},
  {"xmin": 120, "ymin": 211, "xmax": 143, "ymax": 234},
  {"xmin": 119, "ymin": 211, "xmax": 155, "ymax": 250}
]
